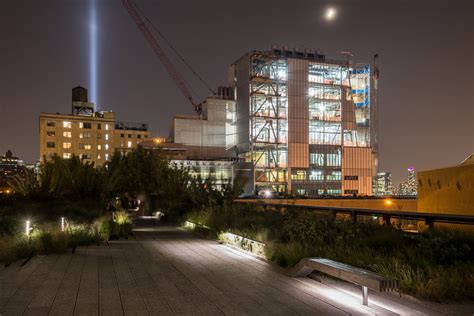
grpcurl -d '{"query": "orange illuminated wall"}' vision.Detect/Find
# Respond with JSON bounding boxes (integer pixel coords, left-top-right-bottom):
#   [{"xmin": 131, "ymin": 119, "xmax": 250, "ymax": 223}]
[{"xmin": 342, "ymin": 147, "xmax": 375, "ymax": 195}]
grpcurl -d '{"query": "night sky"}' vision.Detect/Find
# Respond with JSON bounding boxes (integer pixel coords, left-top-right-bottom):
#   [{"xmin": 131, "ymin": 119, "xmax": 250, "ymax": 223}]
[{"xmin": 1, "ymin": 0, "xmax": 472, "ymax": 184}]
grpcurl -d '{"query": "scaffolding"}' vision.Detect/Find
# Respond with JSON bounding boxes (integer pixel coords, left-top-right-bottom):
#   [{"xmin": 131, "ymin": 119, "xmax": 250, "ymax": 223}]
[{"xmin": 249, "ymin": 53, "xmax": 288, "ymax": 192}]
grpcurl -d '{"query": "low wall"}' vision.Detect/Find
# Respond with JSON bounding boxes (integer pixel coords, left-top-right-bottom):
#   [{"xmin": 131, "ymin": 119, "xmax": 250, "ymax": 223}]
[{"xmin": 238, "ymin": 198, "xmax": 418, "ymax": 212}]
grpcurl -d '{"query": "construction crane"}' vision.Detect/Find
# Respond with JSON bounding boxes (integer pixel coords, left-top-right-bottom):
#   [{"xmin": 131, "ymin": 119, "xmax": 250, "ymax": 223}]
[{"xmin": 121, "ymin": 0, "xmax": 214, "ymax": 114}]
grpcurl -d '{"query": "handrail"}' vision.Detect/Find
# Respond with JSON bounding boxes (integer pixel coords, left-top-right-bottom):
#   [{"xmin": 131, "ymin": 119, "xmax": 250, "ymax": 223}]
[{"xmin": 235, "ymin": 200, "xmax": 474, "ymax": 226}]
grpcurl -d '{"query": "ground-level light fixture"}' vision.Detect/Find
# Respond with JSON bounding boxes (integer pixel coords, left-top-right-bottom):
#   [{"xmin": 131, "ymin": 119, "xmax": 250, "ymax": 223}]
[
  {"xmin": 61, "ymin": 217, "xmax": 65, "ymax": 232},
  {"xmin": 25, "ymin": 220, "xmax": 31, "ymax": 236}
]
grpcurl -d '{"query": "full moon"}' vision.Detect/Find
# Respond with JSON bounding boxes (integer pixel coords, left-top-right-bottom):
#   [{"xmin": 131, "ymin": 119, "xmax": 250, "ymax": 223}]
[{"xmin": 325, "ymin": 7, "xmax": 337, "ymax": 21}]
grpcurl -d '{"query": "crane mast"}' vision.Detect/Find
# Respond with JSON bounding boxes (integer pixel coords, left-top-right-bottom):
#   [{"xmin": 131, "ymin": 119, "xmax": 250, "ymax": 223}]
[{"xmin": 121, "ymin": 0, "xmax": 202, "ymax": 114}]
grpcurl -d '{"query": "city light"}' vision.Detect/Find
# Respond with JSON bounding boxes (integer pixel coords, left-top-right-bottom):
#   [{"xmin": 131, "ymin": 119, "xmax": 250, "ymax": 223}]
[{"xmin": 385, "ymin": 199, "xmax": 393, "ymax": 206}]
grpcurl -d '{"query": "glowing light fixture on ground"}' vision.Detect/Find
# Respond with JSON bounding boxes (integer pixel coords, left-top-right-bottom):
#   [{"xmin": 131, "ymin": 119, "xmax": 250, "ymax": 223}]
[
  {"xmin": 61, "ymin": 217, "xmax": 65, "ymax": 232},
  {"xmin": 25, "ymin": 220, "xmax": 31, "ymax": 236}
]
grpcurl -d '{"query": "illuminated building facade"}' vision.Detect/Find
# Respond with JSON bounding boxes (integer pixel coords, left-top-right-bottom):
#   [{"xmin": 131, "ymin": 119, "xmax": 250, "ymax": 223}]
[
  {"xmin": 373, "ymin": 172, "xmax": 393, "ymax": 196},
  {"xmin": 39, "ymin": 87, "xmax": 150, "ymax": 167},
  {"xmin": 229, "ymin": 47, "xmax": 378, "ymax": 196},
  {"xmin": 0, "ymin": 150, "xmax": 26, "ymax": 193}
]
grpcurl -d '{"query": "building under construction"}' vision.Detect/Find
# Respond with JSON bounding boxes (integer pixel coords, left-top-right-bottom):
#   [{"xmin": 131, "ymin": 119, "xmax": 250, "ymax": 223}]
[{"xmin": 228, "ymin": 47, "xmax": 379, "ymax": 196}]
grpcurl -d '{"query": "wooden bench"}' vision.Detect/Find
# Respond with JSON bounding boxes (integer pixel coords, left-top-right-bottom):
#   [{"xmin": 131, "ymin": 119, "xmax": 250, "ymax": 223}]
[{"xmin": 292, "ymin": 258, "xmax": 399, "ymax": 305}]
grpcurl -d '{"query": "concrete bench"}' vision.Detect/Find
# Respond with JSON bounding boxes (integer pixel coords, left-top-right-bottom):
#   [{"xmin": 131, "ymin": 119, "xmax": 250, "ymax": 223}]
[{"xmin": 292, "ymin": 258, "xmax": 399, "ymax": 305}]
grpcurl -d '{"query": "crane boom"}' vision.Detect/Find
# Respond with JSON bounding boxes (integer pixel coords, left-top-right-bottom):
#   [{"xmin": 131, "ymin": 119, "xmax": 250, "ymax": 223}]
[{"xmin": 121, "ymin": 0, "xmax": 201, "ymax": 114}]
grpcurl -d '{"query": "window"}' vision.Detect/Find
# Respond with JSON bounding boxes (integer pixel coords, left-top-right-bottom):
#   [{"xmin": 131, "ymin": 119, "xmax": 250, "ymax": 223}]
[
  {"xmin": 97, "ymin": 154, "xmax": 101, "ymax": 160},
  {"xmin": 80, "ymin": 153, "xmax": 91, "ymax": 160},
  {"xmin": 63, "ymin": 121, "xmax": 72, "ymax": 128},
  {"xmin": 79, "ymin": 122, "xmax": 91, "ymax": 129},
  {"xmin": 105, "ymin": 134, "xmax": 109, "ymax": 140},
  {"xmin": 47, "ymin": 142, "xmax": 55, "ymax": 148},
  {"xmin": 105, "ymin": 144, "xmax": 109, "ymax": 150},
  {"xmin": 105, "ymin": 153, "xmax": 109, "ymax": 160},
  {"xmin": 97, "ymin": 145, "xmax": 102, "ymax": 150},
  {"xmin": 47, "ymin": 121, "xmax": 55, "ymax": 127},
  {"xmin": 120, "ymin": 133, "xmax": 124, "ymax": 138},
  {"xmin": 127, "ymin": 141, "xmax": 132, "ymax": 148},
  {"xmin": 63, "ymin": 142, "xmax": 72, "ymax": 149},
  {"xmin": 291, "ymin": 170, "xmax": 306, "ymax": 181},
  {"xmin": 128, "ymin": 134, "xmax": 132, "ymax": 138},
  {"xmin": 63, "ymin": 153, "xmax": 71, "ymax": 159},
  {"xmin": 310, "ymin": 153, "xmax": 324, "ymax": 166},
  {"xmin": 327, "ymin": 171, "xmax": 341, "ymax": 181},
  {"xmin": 80, "ymin": 143, "xmax": 91, "ymax": 150},
  {"xmin": 79, "ymin": 132, "xmax": 91, "ymax": 139},
  {"xmin": 345, "ymin": 189, "xmax": 358, "ymax": 195},
  {"xmin": 97, "ymin": 133, "xmax": 102, "ymax": 139},
  {"xmin": 97, "ymin": 123, "xmax": 101, "ymax": 130},
  {"xmin": 47, "ymin": 131, "xmax": 55, "ymax": 137},
  {"xmin": 327, "ymin": 152, "xmax": 341, "ymax": 166},
  {"xmin": 105, "ymin": 124, "xmax": 109, "ymax": 130},
  {"xmin": 327, "ymin": 189, "xmax": 342, "ymax": 195},
  {"xmin": 137, "ymin": 134, "xmax": 141, "ymax": 139},
  {"xmin": 63, "ymin": 131, "xmax": 72, "ymax": 138},
  {"xmin": 309, "ymin": 170, "xmax": 324, "ymax": 181},
  {"xmin": 344, "ymin": 175, "xmax": 358, "ymax": 180}
]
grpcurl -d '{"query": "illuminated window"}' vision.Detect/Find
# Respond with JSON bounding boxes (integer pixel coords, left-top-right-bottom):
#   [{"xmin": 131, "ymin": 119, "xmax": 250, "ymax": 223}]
[
  {"xmin": 47, "ymin": 131, "xmax": 55, "ymax": 137},
  {"xmin": 105, "ymin": 144, "xmax": 109, "ymax": 150},
  {"xmin": 47, "ymin": 142, "xmax": 55, "ymax": 148},
  {"xmin": 309, "ymin": 170, "xmax": 324, "ymax": 181},
  {"xmin": 63, "ymin": 142, "xmax": 72, "ymax": 149},
  {"xmin": 105, "ymin": 124, "xmax": 109, "ymax": 130},
  {"xmin": 291, "ymin": 170, "xmax": 306, "ymax": 181},
  {"xmin": 84, "ymin": 144, "xmax": 92, "ymax": 150},
  {"xmin": 63, "ymin": 131, "xmax": 72, "ymax": 138},
  {"xmin": 97, "ymin": 145, "xmax": 102, "ymax": 150},
  {"xmin": 327, "ymin": 171, "xmax": 341, "ymax": 181},
  {"xmin": 97, "ymin": 154, "xmax": 101, "ymax": 160},
  {"xmin": 47, "ymin": 121, "xmax": 55, "ymax": 127},
  {"xmin": 97, "ymin": 133, "xmax": 101, "ymax": 139},
  {"xmin": 79, "ymin": 122, "xmax": 91, "ymax": 129},
  {"xmin": 105, "ymin": 134, "xmax": 109, "ymax": 140},
  {"xmin": 80, "ymin": 153, "xmax": 91, "ymax": 160},
  {"xmin": 63, "ymin": 153, "xmax": 71, "ymax": 159},
  {"xmin": 127, "ymin": 141, "xmax": 132, "ymax": 148},
  {"xmin": 63, "ymin": 121, "xmax": 72, "ymax": 128},
  {"xmin": 105, "ymin": 154, "xmax": 109, "ymax": 160}
]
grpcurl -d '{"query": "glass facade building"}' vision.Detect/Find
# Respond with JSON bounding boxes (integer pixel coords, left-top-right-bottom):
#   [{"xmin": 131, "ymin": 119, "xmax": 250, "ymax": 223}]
[{"xmin": 229, "ymin": 48, "xmax": 377, "ymax": 196}]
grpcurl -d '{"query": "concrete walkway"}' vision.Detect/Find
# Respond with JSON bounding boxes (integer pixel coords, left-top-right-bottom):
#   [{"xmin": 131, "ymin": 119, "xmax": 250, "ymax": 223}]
[{"xmin": 0, "ymin": 225, "xmax": 472, "ymax": 315}]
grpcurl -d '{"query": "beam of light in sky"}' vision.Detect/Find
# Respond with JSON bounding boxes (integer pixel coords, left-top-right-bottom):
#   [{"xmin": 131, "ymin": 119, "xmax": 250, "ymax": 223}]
[{"xmin": 90, "ymin": 0, "xmax": 97, "ymax": 110}]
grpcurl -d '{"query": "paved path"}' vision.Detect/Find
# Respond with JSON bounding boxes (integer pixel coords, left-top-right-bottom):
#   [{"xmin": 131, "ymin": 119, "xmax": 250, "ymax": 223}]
[{"xmin": 0, "ymin": 225, "xmax": 473, "ymax": 315}]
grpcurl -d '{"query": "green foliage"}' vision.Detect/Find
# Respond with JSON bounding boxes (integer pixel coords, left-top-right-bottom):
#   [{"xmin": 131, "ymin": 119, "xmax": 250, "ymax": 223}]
[{"xmin": 185, "ymin": 204, "xmax": 474, "ymax": 301}]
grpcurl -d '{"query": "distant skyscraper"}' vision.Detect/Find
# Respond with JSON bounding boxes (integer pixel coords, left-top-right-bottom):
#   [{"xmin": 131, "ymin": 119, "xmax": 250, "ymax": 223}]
[
  {"xmin": 374, "ymin": 172, "xmax": 393, "ymax": 196},
  {"xmin": 394, "ymin": 167, "xmax": 417, "ymax": 196}
]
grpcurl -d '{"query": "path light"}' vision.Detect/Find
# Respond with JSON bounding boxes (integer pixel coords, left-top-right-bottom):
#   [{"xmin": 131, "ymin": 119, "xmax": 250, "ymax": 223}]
[
  {"xmin": 61, "ymin": 217, "xmax": 65, "ymax": 232},
  {"xmin": 25, "ymin": 220, "xmax": 31, "ymax": 236}
]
